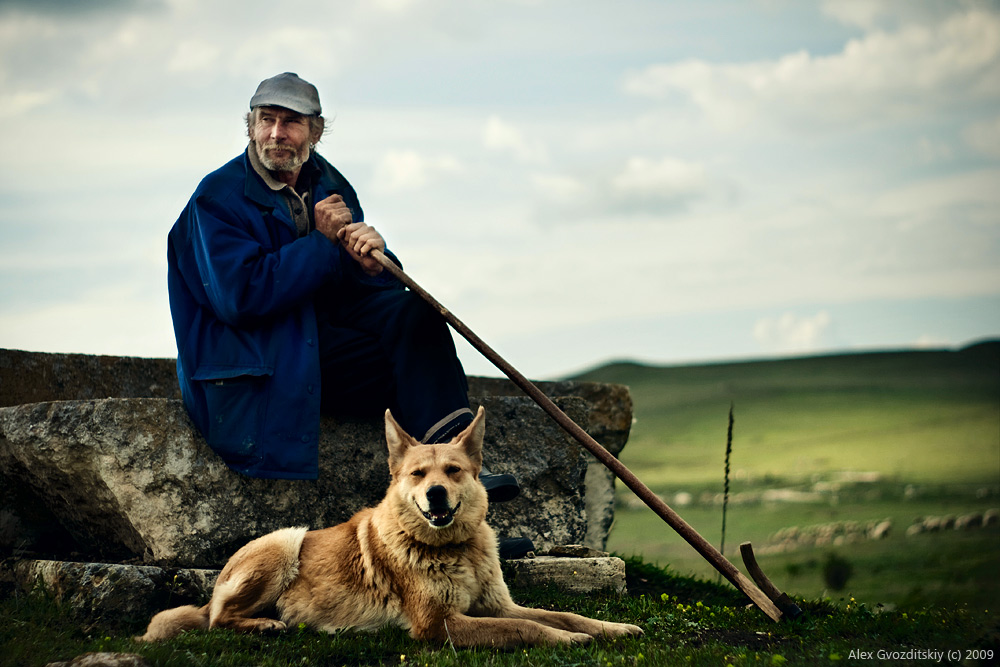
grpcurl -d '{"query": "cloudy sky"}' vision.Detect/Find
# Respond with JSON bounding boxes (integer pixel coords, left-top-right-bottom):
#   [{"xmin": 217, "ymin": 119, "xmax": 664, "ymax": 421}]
[{"xmin": 1, "ymin": 0, "xmax": 998, "ymax": 378}]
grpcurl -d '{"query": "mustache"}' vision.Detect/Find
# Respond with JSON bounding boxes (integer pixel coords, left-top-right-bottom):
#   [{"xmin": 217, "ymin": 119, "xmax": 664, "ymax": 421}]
[{"xmin": 261, "ymin": 142, "xmax": 299, "ymax": 152}]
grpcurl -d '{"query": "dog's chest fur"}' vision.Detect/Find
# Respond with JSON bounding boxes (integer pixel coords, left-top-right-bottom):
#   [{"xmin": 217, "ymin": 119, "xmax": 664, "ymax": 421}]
[{"xmin": 276, "ymin": 497, "xmax": 495, "ymax": 633}]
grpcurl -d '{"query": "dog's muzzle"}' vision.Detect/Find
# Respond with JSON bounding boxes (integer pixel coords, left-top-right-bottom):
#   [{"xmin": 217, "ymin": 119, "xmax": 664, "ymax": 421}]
[{"xmin": 419, "ymin": 485, "xmax": 460, "ymax": 528}]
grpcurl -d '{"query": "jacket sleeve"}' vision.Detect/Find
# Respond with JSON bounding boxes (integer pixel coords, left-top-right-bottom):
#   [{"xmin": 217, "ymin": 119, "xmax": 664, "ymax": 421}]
[{"xmin": 188, "ymin": 192, "xmax": 343, "ymax": 328}]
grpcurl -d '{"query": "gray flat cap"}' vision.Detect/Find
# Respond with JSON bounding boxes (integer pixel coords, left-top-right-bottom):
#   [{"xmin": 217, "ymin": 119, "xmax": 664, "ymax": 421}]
[{"xmin": 249, "ymin": 72, "xmax": 321, "ymax": 115}]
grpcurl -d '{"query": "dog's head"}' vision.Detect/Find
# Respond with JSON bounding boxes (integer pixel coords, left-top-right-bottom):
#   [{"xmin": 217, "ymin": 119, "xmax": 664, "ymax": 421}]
[{"xmin": 385, "ymin": 406, "xmax": 489, "ymax": 545}]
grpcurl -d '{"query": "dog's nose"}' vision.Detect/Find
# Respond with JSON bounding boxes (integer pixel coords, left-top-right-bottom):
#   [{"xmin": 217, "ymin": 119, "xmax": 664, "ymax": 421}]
[{"xmin": 426, "ymin": 485, "xmax": 448, "ymax": 508}]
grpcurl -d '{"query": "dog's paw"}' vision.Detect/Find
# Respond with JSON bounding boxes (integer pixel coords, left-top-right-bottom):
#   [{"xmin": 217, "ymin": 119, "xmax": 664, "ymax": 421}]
[
  {"xmin": 257, "ymin": 619, "xmax": 287, "ymax": 633},
  {"xmin": 565, "ymin": 631, "xmax": 594, "ymax": 645},
  {"xmin": 601, "ymin": 622, "xmax": 644, "ymax": 638}
]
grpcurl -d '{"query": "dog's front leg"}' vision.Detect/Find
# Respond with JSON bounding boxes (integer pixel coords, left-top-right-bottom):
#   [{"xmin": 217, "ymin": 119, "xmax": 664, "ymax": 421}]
[
  {"xmin": 500, "ymin": 604, "xmax": 644, "ymax": 640},
  {"xmin": 471, "ymin": 576, "xmax": 643, "ymax": 641},
  {"xmin": 412, "ymin": 613, "xmax": 593, "ymax": 648}
]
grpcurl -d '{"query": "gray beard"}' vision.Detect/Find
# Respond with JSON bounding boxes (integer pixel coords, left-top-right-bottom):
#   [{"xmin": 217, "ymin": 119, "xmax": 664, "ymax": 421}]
[{"xmin": 255, "ymin": 141, "xmax": 309, "ymax": 173}]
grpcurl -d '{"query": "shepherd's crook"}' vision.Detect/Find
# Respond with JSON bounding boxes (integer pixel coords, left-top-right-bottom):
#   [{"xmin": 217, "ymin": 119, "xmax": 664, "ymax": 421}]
[{"xmin": 370, "ymin": 249, "xmax": 788, "ymax": 622}]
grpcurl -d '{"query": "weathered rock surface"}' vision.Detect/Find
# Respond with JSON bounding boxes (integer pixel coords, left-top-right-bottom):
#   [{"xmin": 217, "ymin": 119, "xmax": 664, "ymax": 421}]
[
  {"xmin": 1, "ymin": 349, "xmax": 632, "ymax": 565},
  {"xmin": 45, "ymin": 653, "xmax": 151, "ymax": 667},
  {"xmin": 0, "ymin": 349, "xmax": 181, "ymax": 408},
  {"xmin": 0, "ymin": 554, "xmax": 625, "ymax": 628},
  {"xmin": 1, "ymin": 396, "xmax": 592, "ymax": 567},
  {"xmin": 3, "ymin": 558, "xmax": 218, "ymax": 621},
  {"xmin": 503, "ymin": 556, "xmax": 627, "ymax": 594},
  {"xmin": 468, "ymin": 377, "xmax": 632, "ymax": 549}
]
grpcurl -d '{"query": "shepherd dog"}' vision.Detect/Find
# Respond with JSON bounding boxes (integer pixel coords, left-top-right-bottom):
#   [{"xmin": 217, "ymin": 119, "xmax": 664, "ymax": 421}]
[{"xmin": 138, "ymin": 406, "xmax": 643, "ymax": 647}]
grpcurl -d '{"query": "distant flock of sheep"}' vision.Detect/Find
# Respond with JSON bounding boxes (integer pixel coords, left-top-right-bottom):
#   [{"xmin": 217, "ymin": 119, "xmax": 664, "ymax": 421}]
[{"xmin": 755, "ymin": 509, "xmax": 998, "ymax": 555}]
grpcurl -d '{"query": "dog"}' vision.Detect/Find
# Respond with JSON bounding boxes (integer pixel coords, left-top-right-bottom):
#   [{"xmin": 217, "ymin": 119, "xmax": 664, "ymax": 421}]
[{"xmin": 138, "ymin": 406, "xmax": 643, "ymax": 647}]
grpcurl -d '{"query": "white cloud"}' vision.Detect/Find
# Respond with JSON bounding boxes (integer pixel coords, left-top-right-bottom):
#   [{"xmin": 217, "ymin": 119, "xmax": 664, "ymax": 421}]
[
  {"xmin": 483, "ymin": 115, "xmax": 548, "ymax": 163},
  {"xmin": 0, "ymin": 89, "xmax": 57, "ymax": 118},
  {"xmin": 370, "ymin": 0, "xmax": 421, "ymax": 13},
  {"xmin": 963, "ymin": 114, "xmax": 1000, "ymax": 158},
  {"xmin": 753, "ymin": 311, "xmax": 834, "ymax": 354},
  {"xmin": 913, "ymin": 334, "xmax": 950, "ymax": 349},
  {"xmin": 531, "ymin": 172, "xmax": 586, "ymax": 204},
  {"xmin": 166, "ymin": 40, "xmax": 222, "ymax": 73},
  {"xmin": 611, "ymin": 156, "xmax": 707, "ymax": 202},
  {"xmin": 819, "ymin": 0, "xmax": 957, "ymax": 29},
  {"xmin": 0, "ymin": 284, "xmax": 174, "ymax": 359},
  {"xmin": 370, "ymin": 150, "xmax": 462, "ymax": 193},
  {"xmin": 916, "ymin": 136, "xmax": 954, "ymax": 164},
  {"xmin": 623, "ymin": 8, "xmax": 1000, "ymax": 131}
]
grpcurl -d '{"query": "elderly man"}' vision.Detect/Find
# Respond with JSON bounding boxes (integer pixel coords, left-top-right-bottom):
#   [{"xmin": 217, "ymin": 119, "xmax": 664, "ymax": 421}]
[{"xmin": 167, "ymin": 73, "xmax": 519, "ymax": 507}]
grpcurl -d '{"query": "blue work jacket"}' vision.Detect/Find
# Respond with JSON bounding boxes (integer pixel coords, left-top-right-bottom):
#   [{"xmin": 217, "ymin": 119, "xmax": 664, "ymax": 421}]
[{"xmin": 167, "ymin": 148, "xmax": 399, "ymax": 479}]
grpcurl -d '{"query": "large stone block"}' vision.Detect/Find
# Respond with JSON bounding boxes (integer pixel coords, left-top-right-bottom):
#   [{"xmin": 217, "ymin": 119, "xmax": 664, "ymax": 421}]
[
  {"xmin": 0, "ymin": 348, "xmax": 633, "ymax": 570},
  {"xmin": 0, "ymin": 396, "xmax": 591, "ymax": 568}
]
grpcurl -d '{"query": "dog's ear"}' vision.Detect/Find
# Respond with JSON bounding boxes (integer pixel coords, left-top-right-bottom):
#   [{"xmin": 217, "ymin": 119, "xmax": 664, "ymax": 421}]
[
  {"xmin": 385, "ymin": 409, "xmax": 418, "ymax": 473},
  {"xmin": 455, "ymin": 405, "xmax": 485, "ymax": 468}
]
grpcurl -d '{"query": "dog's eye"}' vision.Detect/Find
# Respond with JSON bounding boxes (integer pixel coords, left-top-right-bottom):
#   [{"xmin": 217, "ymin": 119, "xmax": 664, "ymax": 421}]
[
  {"xmin": 446, "ymin": 466, "xmax": 461, "ymax": 475},
  {"xmin": 410, "ymin": 470, "xmax": 426, "ymax": 478}
]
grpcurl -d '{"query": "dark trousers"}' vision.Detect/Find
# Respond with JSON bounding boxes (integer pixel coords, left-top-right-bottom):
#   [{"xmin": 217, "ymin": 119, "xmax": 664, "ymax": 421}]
[{"xmin": 315, "ymin": 284, "xmax": 472, "ymax": 443}]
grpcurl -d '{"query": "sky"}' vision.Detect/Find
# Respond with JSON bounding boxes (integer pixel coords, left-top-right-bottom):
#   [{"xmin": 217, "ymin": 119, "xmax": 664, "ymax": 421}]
[{"xmin": 1, "ymin": 0, "xmax": 998, "ymax": 379}]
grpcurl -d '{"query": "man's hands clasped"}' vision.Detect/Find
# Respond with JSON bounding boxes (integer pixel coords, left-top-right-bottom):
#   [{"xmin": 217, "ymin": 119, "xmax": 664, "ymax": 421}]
[{"xmin": 315, "ymin": 194, "xmax": 385, "ymax": 276}]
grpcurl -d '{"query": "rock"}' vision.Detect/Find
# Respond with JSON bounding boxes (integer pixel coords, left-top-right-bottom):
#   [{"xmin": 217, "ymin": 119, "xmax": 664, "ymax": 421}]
[
  {"xmin": 0, "ymin": 396, "xmax": 594, "ymax": 567},
  {"xmin": 45, "ymin": 653, "xmax": 151, "ymax": 667},
  {"xmin": 1, "ymin": 348, "xmax": 634, "ymax": 575},
  {"xmin": 0, "ymin": 349, "xmax": 180, "ymax": 407},
  {"xmin": 2, "ymin": 555, "xmax": 626, "ymax": 624},
  {"xmin": 469, "ymin": 376, "xmax": 632, "ymax": 549},
  {"xmin": 3, "ymin": 558, "xmax": 217, "ymax": 622},
  {"xmin": 1, "ymin": 350, "xmax": 632, "ymax": 558},
  {"xmin": 545, "ymin": 544, "xmax": 609, "ymax": 558},
  {"xmin": 503, "ymin": 556, "xmax": 627, "ymax": 594}
]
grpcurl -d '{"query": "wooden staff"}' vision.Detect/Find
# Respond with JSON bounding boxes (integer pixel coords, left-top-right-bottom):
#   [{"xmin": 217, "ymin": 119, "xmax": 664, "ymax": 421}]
[{"xmin": 370, "ymin": 249, "xmax": 787, "ymax": 622}]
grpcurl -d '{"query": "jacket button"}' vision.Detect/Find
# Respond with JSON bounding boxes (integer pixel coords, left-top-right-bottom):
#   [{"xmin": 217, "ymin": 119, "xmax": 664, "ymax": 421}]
[
  {"xmin": 301, "ymin": 435, "xmax": 310, "ymax": 443},
  {"xmin": 306, "ymin": 338, "xmax": 315, "ymax": 346},
  {"xmin": 307, "ymin": 385, "xmax": 315, "ymax": 394}
]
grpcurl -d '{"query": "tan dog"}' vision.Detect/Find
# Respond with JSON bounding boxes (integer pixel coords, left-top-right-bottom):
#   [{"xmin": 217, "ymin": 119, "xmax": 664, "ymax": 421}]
[{"xmin": 138, "ymin": 406, "xmax": 642, "ymax": 647}]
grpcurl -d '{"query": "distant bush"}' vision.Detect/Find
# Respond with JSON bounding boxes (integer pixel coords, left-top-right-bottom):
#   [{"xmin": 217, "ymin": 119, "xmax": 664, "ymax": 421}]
[{"xmin": 823, "ymin": 552, "xmax": 853, "ymax": 591}]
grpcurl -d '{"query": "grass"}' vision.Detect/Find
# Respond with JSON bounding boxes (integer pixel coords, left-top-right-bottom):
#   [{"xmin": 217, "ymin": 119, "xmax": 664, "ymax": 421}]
[
  {"xmin": 610, "ymin": 495, "xmax": 1000, "ymax": 611},
  {"xmin": 3, "ymin": 558, "xmax": 998, "ymax": 667}
]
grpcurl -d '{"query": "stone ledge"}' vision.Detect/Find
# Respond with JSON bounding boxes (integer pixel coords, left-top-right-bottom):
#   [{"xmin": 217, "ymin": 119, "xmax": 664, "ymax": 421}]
[
  {"xmin": 1, "ymin": 558, "xmax": 218, "ymax": 621},
  {"xmin": 1, "ymin": 555, "xmax": 627, "ymax": 623},
  {"xmin": 502, "ymin": 555, "xmax": 627, "ymax": 595}
]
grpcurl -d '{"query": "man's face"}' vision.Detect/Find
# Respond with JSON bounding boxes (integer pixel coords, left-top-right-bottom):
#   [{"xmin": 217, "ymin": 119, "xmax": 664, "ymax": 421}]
[{"xmin": 251, "ymin": 106, "xmax": 314, "ymax": 173}]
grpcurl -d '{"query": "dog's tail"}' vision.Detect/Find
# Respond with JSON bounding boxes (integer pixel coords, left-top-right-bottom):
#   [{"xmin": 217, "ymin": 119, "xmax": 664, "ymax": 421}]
[{"xmin": 135, "ymin": 604, "xmax": 209, "ymax": 642}]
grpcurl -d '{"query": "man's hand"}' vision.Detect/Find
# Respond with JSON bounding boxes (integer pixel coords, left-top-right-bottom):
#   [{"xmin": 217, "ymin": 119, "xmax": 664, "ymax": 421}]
[
  {"xmin": 337, "ymin": 222, "xmax": 385, "ymax": 276},
  {"xmin": 315, "ymin": 194, "xmax": 384, "ymax": 276},
  {"xmin": 315, "ymin": 194, "xmax": 353, "ymax": 241}
]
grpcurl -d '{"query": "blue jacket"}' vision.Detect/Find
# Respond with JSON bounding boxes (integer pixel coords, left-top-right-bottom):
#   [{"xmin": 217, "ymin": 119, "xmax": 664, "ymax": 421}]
[{"xmin": 167, "ymin": 149, "xmax": 399, "ymax": 479}]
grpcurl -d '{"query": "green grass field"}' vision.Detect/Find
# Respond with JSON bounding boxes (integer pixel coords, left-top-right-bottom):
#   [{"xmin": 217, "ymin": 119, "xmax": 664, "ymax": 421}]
[{"xmin": 572, "ymin": 341, "xmax": 1000, "ymax": 612}]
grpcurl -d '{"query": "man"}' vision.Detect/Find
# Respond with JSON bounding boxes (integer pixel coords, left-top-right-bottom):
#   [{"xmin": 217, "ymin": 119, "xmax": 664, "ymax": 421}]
[{"xmin": 167, "ymin": 73, "xmax": 519, "ymax": 507}]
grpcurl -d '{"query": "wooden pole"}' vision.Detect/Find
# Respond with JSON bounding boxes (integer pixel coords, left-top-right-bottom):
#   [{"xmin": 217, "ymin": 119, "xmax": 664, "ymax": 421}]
[{"xmin": 370, "ymin": 249, "xmax": 783, "ymax": 622}]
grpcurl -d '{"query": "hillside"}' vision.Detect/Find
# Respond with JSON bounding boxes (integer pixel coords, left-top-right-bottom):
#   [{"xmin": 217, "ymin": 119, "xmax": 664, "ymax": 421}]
[
  {"xmin": 570, "ymin": 341, "xmax": 1000, "ymax": 487},
  {"xmin": 569, "ymin": 341, "xmax": 1000, "ymax": 610}
]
